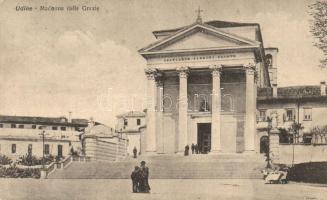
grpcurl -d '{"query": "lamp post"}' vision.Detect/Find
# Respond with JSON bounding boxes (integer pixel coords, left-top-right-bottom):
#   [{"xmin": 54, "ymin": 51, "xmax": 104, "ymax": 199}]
[{"xmin": 38, "ymin": 126, "xmax": 48, "ymax": 169}]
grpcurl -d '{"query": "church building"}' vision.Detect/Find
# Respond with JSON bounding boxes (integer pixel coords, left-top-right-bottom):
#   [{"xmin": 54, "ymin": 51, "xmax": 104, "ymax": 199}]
[{"xmin": 139, "ymin": 14, "xmax": 275, "ymax": 154}]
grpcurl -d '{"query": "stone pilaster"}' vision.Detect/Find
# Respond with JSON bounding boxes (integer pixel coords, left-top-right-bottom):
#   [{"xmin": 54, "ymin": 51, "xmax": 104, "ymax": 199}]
[
  {"xmin": 244, "ymin": 63, "xmax": 256, "ymax": 152},
  {"xmin": 177, "ymin": 67, "xmax": 189, "ymax": 153},
  {"xmin": 210, "ymin": 65, "xmax": 222, "ymax": 153},
  {"xmin": 145, "ymin": 67, "xmax": 157, "ymax": 153}
]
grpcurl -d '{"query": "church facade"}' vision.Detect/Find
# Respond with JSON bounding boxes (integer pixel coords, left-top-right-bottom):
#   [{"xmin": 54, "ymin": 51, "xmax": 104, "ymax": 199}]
[{"xmin": 139, "ymin": 17, "xmax": 275, "ymax": 155}]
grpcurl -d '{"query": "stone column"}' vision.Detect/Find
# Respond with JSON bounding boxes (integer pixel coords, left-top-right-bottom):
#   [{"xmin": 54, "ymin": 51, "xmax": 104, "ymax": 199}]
[
  {"xmin": 156, "ymin": 76, "xmax": 164, "ymax": 153},
  {"xmin": 145, "ymin": 68, "xmax": 157, "ymax": 154},
  {"xmin": 177, "ymin": 67, "xmax": 189, "ymax": 153},
  {"xmin": 244, "ymin": 63, "xmax": 256, "ymax": 152},
  {"xmin": 210, "ymin": 65, "xmax": 222, "ymax": 153}
]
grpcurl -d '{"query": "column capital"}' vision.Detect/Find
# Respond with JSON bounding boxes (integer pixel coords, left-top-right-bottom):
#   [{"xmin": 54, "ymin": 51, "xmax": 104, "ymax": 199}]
[
  {"xmin": 156, "ymin": 73, "xmax": 164, "ymax": 87},
  {"xmin": 244, "ymin": 63, "xmax": 256, "ymax": 75},
  {"xmin": 145, "ymin": 67, "xmax": 158, "ymax": 80},
  {"xmin": 177, "ymin": 66, "xmax": 189, "ymax": 78},
  {"xmin": 209, "ymin": 65, "xmax": 222, "ymax": 77}
]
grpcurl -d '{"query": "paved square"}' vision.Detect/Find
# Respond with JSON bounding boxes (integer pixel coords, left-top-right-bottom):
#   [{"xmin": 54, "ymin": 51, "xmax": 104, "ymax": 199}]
[{"xmin": 0, "ymin": 179, "xmax": 326, "ymax": 200}]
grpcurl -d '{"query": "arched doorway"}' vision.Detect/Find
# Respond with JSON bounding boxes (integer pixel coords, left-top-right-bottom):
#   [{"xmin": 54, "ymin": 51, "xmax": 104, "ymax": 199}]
[{"xmin": 260, "ymin": 136, "xmax": 269, "ymax": 154}]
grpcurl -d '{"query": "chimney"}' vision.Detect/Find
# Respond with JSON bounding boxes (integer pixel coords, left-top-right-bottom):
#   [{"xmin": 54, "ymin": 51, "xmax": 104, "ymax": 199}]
[
  {"xmin": 272, "ymin": 84, "xmax": 278, "ymax": 98},
  {"xmin": 321, "ymin": 81, "xmax": 326, "ymax": 96},
  {"xmin": 68, "ymin": 111, "xmax": 72, "ymax": 123}
]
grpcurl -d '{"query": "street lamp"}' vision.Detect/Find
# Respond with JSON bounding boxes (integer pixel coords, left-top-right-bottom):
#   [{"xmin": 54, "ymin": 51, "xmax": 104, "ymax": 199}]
[{"xmin": 38, "ymin": 126, "xmax": 48, "ymax": 169}]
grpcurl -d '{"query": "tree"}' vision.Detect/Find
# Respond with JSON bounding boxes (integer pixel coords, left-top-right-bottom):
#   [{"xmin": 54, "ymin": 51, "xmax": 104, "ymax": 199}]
[{"xmin": 309, "ymin": 1, "xmax": 327, "ymax": 68}]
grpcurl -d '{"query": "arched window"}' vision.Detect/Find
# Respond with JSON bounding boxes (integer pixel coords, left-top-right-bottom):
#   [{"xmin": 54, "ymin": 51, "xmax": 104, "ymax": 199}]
[{"xmin": 265, "ymin": 54, "xmax": 273, "ymax": 67}]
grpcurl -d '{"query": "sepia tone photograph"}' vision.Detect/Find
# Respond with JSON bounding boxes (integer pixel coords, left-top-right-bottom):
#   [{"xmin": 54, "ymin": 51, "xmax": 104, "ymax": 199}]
[{"xmin": 0, "ymin": 0, "xmax": 327, "ymax": 199}]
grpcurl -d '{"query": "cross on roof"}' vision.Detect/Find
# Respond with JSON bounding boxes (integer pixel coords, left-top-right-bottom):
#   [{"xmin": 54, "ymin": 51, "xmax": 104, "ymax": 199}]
[{"xmin": 195, "ymin": 6, "xmax": 203, "ymax": 23}]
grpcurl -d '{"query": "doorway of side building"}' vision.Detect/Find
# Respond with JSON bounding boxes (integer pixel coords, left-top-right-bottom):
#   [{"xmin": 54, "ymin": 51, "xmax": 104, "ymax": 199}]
[
  {"xmin": 260, "ymin": 136, "xmax": 269, "ymax": 154},
  {"xmin": 57, "ymin": 145, "xmax": 63, "ymax": 158},
  {"xmin": 197, "ymin": 123, "xmax": 211, "ymax": 154}
]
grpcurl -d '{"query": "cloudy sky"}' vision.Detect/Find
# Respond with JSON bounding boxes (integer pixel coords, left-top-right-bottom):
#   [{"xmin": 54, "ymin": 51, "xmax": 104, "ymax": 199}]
[{"xmin": 0, "ymin": 0, "xmax": 326, "ymax": 126}]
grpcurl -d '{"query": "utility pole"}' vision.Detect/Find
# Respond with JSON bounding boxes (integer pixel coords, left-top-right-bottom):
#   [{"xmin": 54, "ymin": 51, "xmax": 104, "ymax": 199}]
[{"xmin": 266, "ymin": 117, "xmax": 272, "ymax": 169}]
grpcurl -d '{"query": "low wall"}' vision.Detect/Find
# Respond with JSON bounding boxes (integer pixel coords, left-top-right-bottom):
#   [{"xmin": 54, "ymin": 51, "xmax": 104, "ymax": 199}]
[{"xmin": 272, "ymin": 144, "xmax": 327, "ymax": 165}]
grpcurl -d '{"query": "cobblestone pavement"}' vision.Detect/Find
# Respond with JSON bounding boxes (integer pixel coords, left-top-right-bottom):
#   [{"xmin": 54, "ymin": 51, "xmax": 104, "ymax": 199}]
[{"xmin": 0, "ymin": 179, "xmax": 326, "ymax": 200}]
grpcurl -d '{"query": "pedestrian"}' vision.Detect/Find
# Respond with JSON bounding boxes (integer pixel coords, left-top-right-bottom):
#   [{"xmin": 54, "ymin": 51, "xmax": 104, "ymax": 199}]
[
  {"xmin": 131, "ymin": 166, "xmax": 140, "ymax": 193},
  {"xmin": 139, "ymin": 161, "xmax": 151, "ymax": 193},
  {"xmin": 191, "ymin": 143, "xmax": 195, "ymax": 154},
  {"xmin": 133, "ymin": 146, "xmax": 137, "ymax": 158},
  {"xmin": 184, "ymin": 145, "xmax": 189, "ymax": 156},
  {"xmin": 195, "ymin": 144, "xmax": 198, "ymax": 154}
]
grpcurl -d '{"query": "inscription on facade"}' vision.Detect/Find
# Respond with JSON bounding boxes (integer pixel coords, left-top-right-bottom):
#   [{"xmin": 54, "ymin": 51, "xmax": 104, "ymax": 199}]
[{"xmin": 162, "ymin": 54, "xmax": 236, "ymax": 63}]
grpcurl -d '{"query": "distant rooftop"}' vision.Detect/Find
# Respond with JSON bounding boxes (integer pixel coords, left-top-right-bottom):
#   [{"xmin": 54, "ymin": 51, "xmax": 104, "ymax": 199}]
[
  {"xmin": 0, "ymin": 115, "xmax": 91, "ymax": 126},
  {"xmin": 116, "ymin": 111, "xmax": 146, "ymax": 118},
  {"xmin": 257, "ymin": 85, "xmax": 327, "ymax": 101}
]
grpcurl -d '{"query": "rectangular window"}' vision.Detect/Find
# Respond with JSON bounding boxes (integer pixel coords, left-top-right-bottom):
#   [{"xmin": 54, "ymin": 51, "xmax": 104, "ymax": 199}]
[
  {"xmin": 44, "ymin": 144, "xmax": 50, "ymax": 155},
  {"xmin": 60, "ymin": 127, "xmax": 66, "ymax": 131},
  {"xmin": 0, "ymin": 124, "xmax": 3, "ymax": 128},
  {"xmin": 18, "ymin": 124, "xmax": 24, "ymax": 129},
  {"xmin": 32, "ymin": 125, "xmax": 36, "ymax": 129},
  {"xmin": 258, "ymin": 110, "xmax": 267, "ymax": 122},
  {"xmin": 11, "ymin": 124, "xmax": 16, "ymax": 128},
  {"xmin": 11, "ymin": 144, "xmax": 16, "ymax": 154},
  {"xmin": 28, "ymin": 144, "xmax": 32, "ymax": 155},
  {"xmin": 52, "ymin": 126, "xmax": 58, "ymax": 130},
  {"xmin": 303, "ymin": 108, "xmax": 312, "ymax": 121},
  {"xmin": 137, "ymin": 119, "xmax": 141, "ymax": 126},
  {"xmin": 285, "ymin": 109, "xmax": 295, "ymax": 121},
  {"xmin": 124, "ymin": 119, "xmax": 128, "ymax": 126}
]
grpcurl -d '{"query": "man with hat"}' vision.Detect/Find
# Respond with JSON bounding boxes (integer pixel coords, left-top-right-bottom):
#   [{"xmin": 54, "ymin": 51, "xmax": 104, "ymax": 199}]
[{"xmin": 139, "ymin": 161, "xmax": 151, "ymax": 193}]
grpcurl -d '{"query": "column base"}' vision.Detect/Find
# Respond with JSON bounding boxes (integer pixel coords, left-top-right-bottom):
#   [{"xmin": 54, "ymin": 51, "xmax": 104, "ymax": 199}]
[
  {"xmin": 243, "ymin": 150, "xmax": 256, "ymax": 154},
  {"xmin": 176, "ymin": 151, "xmax": 185, "ymax": 155},
  {"xmin": 145, "ymin": 151, "xmax": 157, "ymax": 156},
  {"xmin": 209, "ymin": 150, "xmax": 222, "ymax": 154}
]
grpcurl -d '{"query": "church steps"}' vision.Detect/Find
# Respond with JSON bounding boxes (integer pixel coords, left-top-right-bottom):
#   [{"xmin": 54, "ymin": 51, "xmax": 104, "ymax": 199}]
[{"xmin": 48, "ymin": 154, "xmax": 266, "ymax": 179}]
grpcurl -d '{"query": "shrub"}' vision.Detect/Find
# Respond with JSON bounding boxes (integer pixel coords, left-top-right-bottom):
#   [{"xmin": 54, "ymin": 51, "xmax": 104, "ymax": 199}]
[
  {"xmin": 288, "ymin": 162, "xmax": 327, "ymax": 184},
  {"xmin": 18, "ymin": 154, "xmax": 55, "ymax": 166},
  {"xmin": 0, "ymin": 166, "xmax": 40, "ymax": 178},
  {"xmin": 0, "ymin": 155, "xmax": 13, "ymax": 165}
]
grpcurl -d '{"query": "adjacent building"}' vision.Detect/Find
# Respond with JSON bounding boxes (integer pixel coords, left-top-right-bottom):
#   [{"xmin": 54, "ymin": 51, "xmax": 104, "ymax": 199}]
[
  {"xmin": 116, "ymin": 111, "xmax": 146, "ymax": 156},
  {"xmin": 83, "ymin": 122, "xmax": 128, "ymax": 161},
  {"xmin": 0, "ymin": 114, "xmax": 90, "ymax": 160}
]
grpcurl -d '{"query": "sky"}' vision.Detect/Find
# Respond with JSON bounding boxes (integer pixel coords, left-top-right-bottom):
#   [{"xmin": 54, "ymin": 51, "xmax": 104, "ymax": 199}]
[{"xmin": 0, "ymin": 0, "xmax": 326, "ymax": 126}]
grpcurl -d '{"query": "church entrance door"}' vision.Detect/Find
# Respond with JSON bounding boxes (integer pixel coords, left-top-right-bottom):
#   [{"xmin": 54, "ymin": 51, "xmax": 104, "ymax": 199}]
[{"xmin": 197, "ymin": 123, "xmax": 211, "ymax": 154}]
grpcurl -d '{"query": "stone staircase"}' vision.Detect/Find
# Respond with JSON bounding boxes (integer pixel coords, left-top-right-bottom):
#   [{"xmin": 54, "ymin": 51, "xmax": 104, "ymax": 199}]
[{"xmin": 47, "ymin": 154, "xmax": 266, "ymax": 179}]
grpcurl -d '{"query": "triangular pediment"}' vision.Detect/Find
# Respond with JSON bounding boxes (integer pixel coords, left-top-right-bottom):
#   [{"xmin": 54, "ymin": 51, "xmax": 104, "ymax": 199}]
[
  {"xmin": 157, "ymin": 31, "xmax": 247, "ymax": 51},
  {"xmin": 139, "ymin": 23, "xmax": 260, "ymax": 54}
]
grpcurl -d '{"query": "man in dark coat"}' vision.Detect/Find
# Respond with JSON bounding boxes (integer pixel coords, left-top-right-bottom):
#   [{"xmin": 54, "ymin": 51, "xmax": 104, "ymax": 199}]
[
  {"xmin": 195, "ymin": 144, "xmax": 198, "ymax": 154},
  {"xmin": 139, "ymin": 161, "xmax": 150, "ymax": 193},
  {"xmin": 131, "ymin": 166, "xmax": 140, "ymax": 193},
  {"xmin": 191, "ymin": 143, "xmax": 195, "ymax": 154}
]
